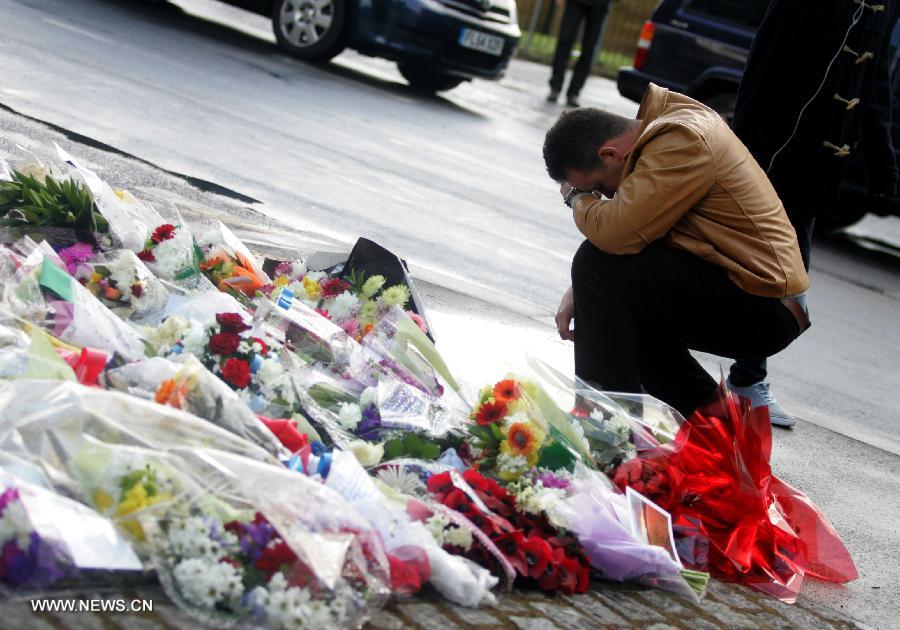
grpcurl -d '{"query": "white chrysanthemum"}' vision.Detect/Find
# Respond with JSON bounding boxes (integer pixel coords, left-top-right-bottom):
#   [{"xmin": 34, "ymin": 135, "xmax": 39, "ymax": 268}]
[
  {"xmin": 444, "ymin": 524, "xmax": 474, "ymax": 550},
  {"xmin": 108, "ymin": 255, "xmax": 136, "ymax": 301},
  {"xmin": 376, "ymin": 466, "xmax": 425, "ymax": 495},
  {"xmin": 0, "ymin": 497, "xmax": 34, "ymax": 549},
  {"xmin": 424, "ymin": 513, "xmax": 450, "ymax": 546},
  {"xmin": 360, "ymin": 275, "xmax": 386, "ymax": 299},
  {"xmin": 497, "ymin": 451, "xmax": 529, "ymax": 476},
  {"xmin": 257, "ymin": 357, "xmax": 283, "ymax": 382},
  {"xmin": 150, "ymin": 228, "xmax": 195, "ymax": 280},
  {"xmin": 379, "ymin": 285, "xmax": 411, "ymax": 308},
  {"xmin": 515, "ymin": 482, "xmax": 566, "ymax": 516},
  {"xmin": 167, "ymin": 516, "xmax": 221, "ymax": 558},
  {"xmin": 151, "ymin": 316, "xmax": 190, "ymax": 354},
  {"xmin": 325, "ymin": 291, "xmax": 359, "ymax": 321},
  {"xmin": 173, "ymin": 557, "xmax": 244, "ymax": 609},
  {"xmin": 179, "ymin": 321, "xmax": 208, "ymax": 358},
  {"xmin": 337, "ymin": 402, "xmax": 361, "ymax": 430},
  {"xmin": 359, "ymin": 387, "xmax": 378, "ymax": 409},
  {"xmin": 305, "ymin": 271, "xmax": 326, "ymax": 282},
  {"xmin": 290, "ymin": 261, "xmax": 307, "ymax": 278}
]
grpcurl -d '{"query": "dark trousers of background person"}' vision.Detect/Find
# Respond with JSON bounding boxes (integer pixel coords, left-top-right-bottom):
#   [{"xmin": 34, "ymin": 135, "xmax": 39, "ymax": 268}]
[
  {"xmin": 728, "ymin": 210, "xmax": 814, "ymax": 386},
  {"xmin": 571, "ymin": 240, "xmax": 805, "ymax": 418},
  {"xmin": 549, "ymin": 0, "xmax": 610, "ymax": 98}
]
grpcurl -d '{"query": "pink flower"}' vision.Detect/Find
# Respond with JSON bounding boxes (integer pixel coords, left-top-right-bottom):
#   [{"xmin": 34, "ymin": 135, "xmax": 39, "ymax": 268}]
[
  {"xmin": 340, "ymin": 318, "xmax": 360, "ymax": 336},
  {"xmin": 58, "ymin": 243, "xmax": 95, "ymax": 275},
  {"xmin": 406, "ymin": 311, "xmax": 428, "ymax": 334}
]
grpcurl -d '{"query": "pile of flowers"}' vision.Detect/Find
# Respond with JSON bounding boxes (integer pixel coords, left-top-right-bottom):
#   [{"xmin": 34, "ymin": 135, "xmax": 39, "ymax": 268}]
[{"xmin": 425, "ymin": 468, "xmax": 590, "ymax": 594}]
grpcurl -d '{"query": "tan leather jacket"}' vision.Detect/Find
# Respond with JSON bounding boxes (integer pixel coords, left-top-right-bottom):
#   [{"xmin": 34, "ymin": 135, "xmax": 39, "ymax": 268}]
[{"xmin": 572, "ymin": 84, "xmax": 810, "ymax": 298}]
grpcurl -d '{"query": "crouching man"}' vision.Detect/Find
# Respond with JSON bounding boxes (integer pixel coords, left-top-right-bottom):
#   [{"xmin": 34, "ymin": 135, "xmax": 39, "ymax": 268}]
[{"xmin": 544, "ymin": 84, "xmax": 810, "ymax": 421}]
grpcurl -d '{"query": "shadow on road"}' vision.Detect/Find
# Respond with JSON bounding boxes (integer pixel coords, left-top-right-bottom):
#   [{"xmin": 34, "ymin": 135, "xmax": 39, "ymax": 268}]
[{"xmin": 93, "ymin": 0, "xmax": 485, "ymax": 118}]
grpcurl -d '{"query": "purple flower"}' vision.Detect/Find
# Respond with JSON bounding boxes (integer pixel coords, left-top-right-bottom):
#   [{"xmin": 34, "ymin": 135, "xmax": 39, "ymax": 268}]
[
  {"xmin": 0, "ymin": 488, "xmax": 20, "ymax": 518},
  {"xmin": 535, "ymin": 470, "xmax": 572, "ymax": 490},
  {"xmin": 357, "ymin": 404, "xmax": 383, "ymax": 441},
  {"xmin": 58, "ymin": 243, "xmax": 95, "ymax": 275},
  {"xmin": 229, "ymin": 517, "xmax": 275, "ymax": 562},
  {"xmin": 0, "ymin": 534, "xmax": 66, "ymax": 588}
]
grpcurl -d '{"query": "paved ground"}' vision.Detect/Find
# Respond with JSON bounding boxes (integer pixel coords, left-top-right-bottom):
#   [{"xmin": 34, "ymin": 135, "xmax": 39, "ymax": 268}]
[{"xmin": 2, "ymin": 0, "xmax": 899, "ymax": 627}]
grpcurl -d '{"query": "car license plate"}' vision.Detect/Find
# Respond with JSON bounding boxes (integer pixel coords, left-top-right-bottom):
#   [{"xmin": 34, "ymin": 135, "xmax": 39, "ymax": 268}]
[{"xmin": 458, "ymin": 28, "xmax": 504, "ymax": 57}]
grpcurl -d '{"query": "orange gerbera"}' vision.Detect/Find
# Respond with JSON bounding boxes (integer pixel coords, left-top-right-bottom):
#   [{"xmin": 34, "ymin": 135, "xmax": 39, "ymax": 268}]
[
  {"xmin": 475, "ymin": 400, "xmax": 508, "ymax": 426},
  {"xmin": 493, "ymin": 379, "xmax": 521, "ymax": 404},
  {"xmin": 506, "ymin": 422, "xmax": 539, "ymax": 457}
]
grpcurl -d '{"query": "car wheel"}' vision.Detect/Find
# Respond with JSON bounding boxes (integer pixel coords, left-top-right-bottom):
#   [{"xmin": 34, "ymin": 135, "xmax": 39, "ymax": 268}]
[
  {"xmin": 272, "ymin": 0, "xmax": 347, "ymax": 62},
  {"xmin": 704, "ymin": 93, "xmax": 737, "ymax": 126},
  {"xmin": 398, "ymin": 63, "xmax": 466, "ymax": 93}
]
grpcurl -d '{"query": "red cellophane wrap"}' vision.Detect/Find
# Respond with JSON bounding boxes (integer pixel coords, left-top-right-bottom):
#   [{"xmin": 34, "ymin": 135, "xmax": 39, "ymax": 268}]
[
  {"xmin": 55, "ymin": 346, "xmax": 107, "ymax": 387},
  {"xmin": 258, "ymin": 416, "xmax": 310, "ymax": 453},
  {"xmin": 612, "ymin": 385, "xmax": 857, "ymax": 603}
]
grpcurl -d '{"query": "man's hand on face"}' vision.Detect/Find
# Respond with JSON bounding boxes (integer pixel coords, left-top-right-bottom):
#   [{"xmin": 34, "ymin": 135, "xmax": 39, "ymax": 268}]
[{"xmin": 555, "ymin": 285, "xmax": 576, "ymax": 341}]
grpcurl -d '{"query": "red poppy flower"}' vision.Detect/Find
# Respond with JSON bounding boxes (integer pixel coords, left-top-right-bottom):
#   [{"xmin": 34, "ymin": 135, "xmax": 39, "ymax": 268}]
[
  {"xmin": 493, "ymin": 379, "xmax": 521, "ymax": 404},
  {"xmin": 150, "ymin": 223, "xmax": 177, "ymax": 244},
  {"xmin": 254, "ymin": 541, "xmax": 297, "ymax": 576},
  {"xmin": 495, "ymin": 530, "xmax": 527, "ymax": 576},
  {"xmin": 461, "ymin": 468, "xmax": 489, "ymax": 492},
  {"xmin": 556, "ymin": 552, "xmax": 583, "ymax": 595},
  {"xmin": 426, "ymin": 471, "xmax": 454, "ymax": 499},
  {"xmin": 221, "ymin": 357, "xmax": 251, "ymax": 389},
  {"xmin": 208, "ymin": 332, "xmax": 240, "ymax": 355},
  {"xmin": 474, "ymin": 400, "xmax": 507, "ymax": 426},
  {"xmin": 216, "ymin": 312, "xmax": 251, "ymax": 333},
  {"xmin": 320, "ymin": 277, "xmax": 350, "ymax": 298},
  {"xmin": 521, "ymin": 537, "xmax": 554, "ymax": 579},
  {"xmin": 444, "ymin": 489, "xmax": 475, "ymax": 516},
  {"xmin": 576, "ymin": 562, "xmax": 590, "ymax": 593},
  {"xmin": 136, "ymin": 249, "xmax": 155, "ymax": 262}
]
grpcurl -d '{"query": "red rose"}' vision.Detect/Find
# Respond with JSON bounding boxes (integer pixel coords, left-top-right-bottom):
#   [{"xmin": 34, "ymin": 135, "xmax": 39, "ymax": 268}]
[
  {"xmin": 221, "ymin": 357, "xmax": 251, "ymax": 389},
  {"xmin": 209, "ymin": 332, "xmax": 240, "ymax": 355},
  {"xmin": 136, "ymin": 249, "xmax": 156, "ymax": 262},
  {"xmin": 216, "ymin": 312, "xmax": 250, "ymax": 333},
  {"xmin": 254, "ymin": 541, "xmax": 297, "ymax": 576},
  {"xmin": 320, "ymin": 277, "xmax": 350, "ymax": 298},
  {"xmin": 151, "ymin": 223, "xmax": 177, "ymax": 244}
]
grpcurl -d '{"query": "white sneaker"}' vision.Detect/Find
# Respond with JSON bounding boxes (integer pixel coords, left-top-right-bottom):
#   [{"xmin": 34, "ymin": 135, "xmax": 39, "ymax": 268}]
[{"xmin": 725, "ymin": 378, "xmax": 797, "ymax": 428}]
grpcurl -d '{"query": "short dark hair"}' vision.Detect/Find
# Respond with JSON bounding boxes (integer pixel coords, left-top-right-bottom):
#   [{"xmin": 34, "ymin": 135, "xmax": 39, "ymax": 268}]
[{"xmin": 543, "ymin": 108, "xmax": 632, "ymax": 181}]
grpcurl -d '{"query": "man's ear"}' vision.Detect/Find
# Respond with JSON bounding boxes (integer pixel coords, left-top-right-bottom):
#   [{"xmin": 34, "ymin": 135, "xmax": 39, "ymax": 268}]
[{"xmin": 597, "ymin": 146, "xmax": 619, "ymax": 161}]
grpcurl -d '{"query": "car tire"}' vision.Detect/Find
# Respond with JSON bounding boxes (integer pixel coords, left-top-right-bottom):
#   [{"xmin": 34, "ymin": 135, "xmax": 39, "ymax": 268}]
[
  {"xmin": 398, "ymin": 63, "xmax": 466, "ymax": 93},
  {"xmin": 272, "ymin": 0, "xmax": 347, "ymax": 62},
  {"xmin": 704, "ymin": 92, "xmax": 737, "ymax": 126}
]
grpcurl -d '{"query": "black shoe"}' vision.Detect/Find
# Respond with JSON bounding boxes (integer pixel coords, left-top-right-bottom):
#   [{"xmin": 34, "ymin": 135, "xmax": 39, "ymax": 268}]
[
  {"xmin": 547, "ymin": 90, "xmax": 560, "ymax": 102},
  {"xmin": 566, "ymin": 94, "xmax": 580, "ymax": 107}
]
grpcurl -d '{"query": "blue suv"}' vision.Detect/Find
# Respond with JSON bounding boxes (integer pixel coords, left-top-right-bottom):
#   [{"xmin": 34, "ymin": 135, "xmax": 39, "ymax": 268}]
[
  {"xmin": 218, "ymin": 0, "xmax": 520, "ymax": 91},
  {"xmin": 617, "ymin": 0, "xmax": 900, "ymax": 229}
]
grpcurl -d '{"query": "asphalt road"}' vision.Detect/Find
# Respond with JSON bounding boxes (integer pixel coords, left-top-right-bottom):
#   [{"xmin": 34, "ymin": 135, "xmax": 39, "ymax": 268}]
[{"xmin": 2, "ymin": 0, "xmax": 900, "ymax": 627}]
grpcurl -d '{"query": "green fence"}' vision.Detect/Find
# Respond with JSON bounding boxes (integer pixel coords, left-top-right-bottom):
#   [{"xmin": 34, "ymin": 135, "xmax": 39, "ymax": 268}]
[{"xmin": 517, "ymin": 0, "xmax": 659, "ymax": 78}]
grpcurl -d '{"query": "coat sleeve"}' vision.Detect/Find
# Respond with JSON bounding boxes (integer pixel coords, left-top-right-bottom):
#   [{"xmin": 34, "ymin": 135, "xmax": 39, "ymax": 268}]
[{"xmin": 571, "ymin": 124, "xmax": 716, "ymax": 254}]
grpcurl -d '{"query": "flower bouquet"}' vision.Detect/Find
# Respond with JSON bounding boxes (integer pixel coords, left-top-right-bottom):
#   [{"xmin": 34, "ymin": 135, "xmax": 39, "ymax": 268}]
[
  {"xmin": 137, "ymin": 221, "xmax": 202, "ymax": 284},
  {"xmin": 0, "ymin": 240, "xmax": 146, "ymax": 361},
  {"xmin": 606, "ymin": 384, "xmax": 858, "ymax": 602},
  {"xmin": 73, "ymin": 249, "xmax": 169, "ymax": 322},
  {"xmin": 144, "ymin": 448, "xmax": 391, "ymax": 629},
  {"xmin": 0, "ymin": 471, "xmax": 145, "ymax": 593},
  {"xmin": 197, "ymin": 222, "xmax": 271, "ymax": 301},
  {"xmin": 103, "ymin": 355, "xmax": 288, "ymax": 458}
]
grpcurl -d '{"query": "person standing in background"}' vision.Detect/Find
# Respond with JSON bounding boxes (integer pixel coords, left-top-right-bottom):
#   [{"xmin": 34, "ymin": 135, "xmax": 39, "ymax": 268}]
[
  {"xmin": 726, "ymin": 0, "xmax": 900, "ymax": 427},
  {"xmin": 547, "ymin": 0, "xmax": 612, "ymax": 107}
]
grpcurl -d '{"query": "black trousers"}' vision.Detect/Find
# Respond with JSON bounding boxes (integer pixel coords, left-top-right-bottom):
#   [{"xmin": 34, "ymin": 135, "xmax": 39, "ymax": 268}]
[
  {"xmin": 571, "ymin": 241, "xmax": 804, "ymax": 417},
  {"xmin": 549, "ymin": 0, "xmax": 610, "ymax": 97},
  {"xmin": 728, "ymin": 214, "xmax": 813, "ymax": 386}
]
